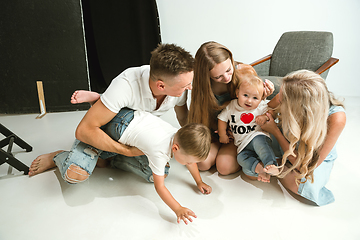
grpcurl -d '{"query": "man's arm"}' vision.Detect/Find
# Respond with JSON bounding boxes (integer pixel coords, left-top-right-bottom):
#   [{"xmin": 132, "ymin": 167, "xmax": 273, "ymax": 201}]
[
  {"xmin": 75, "ymin": 100, "xmax": 143, "ymax": 156},
  {"xmin": 174, "ymin": 104, "xmax": 188, "ymax": 127}
]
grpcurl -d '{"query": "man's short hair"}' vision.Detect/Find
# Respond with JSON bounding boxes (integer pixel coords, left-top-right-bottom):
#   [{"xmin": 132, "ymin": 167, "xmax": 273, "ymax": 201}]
[{"xmin": 150, "ymin": 43, "xmax": 194, "ymax": 81}]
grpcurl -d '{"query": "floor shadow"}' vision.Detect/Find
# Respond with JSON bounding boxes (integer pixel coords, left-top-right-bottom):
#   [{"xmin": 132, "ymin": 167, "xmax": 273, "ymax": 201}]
[
  {"xmin": 238, "ymin": 171, "xmax": 287, "ymax": 206},
  {"xmin": 164, "ymin": 165, "xmax": 225, "ymax": 220},
  {"xmin": 55, "ymin": 167, "xmax": 161, "ymax": 201},
  {"xmin": 210, "ymin": 165, "xmax": 242, "ymax": 180},
  {"xmin": 282, "ymin": 186, "xmax": 318, "ymax": 206},
  {"xmin": 53, "ymin": 165, "xmax": 220, "ymax": 224},
  {"xmin": 0, "ymin": 171, "xmax": 27, "ymax": 180},
  {"xmin": 239, "ymin": 171, "xmax": 319, "ymax": 207}
]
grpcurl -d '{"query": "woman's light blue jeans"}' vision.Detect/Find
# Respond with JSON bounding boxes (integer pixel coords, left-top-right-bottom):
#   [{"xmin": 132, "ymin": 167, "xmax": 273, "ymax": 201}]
[
  {"xmin": 236, "ymin": 135, "xmax": 277, "ymax": 177},
  {"xmin": 53, "ymin": 108, "xmax": 155, "ymax": 183}
]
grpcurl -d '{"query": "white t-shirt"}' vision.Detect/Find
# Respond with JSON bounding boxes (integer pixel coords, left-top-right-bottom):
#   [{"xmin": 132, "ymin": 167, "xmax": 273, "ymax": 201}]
[
  {"xmin": 218, "ymin": 99, "xmax": 270, "ymax": 154},
  {"xmin": 100, "ymin": 65, "xmax": 188, "ymax": 117},
  {"xmin": 119, "ymin": 111, "xmax": 178, "ymax": 176}
]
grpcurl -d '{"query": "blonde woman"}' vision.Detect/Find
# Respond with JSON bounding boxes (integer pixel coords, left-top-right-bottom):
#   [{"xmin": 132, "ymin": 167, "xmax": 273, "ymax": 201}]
[
  {"xmin": 259, "ymin": 70, "xmax": 346, "ymax": 206},
  {"xmin": 187, "ymin": 41, "xmax": 274, "ymax": 175}
]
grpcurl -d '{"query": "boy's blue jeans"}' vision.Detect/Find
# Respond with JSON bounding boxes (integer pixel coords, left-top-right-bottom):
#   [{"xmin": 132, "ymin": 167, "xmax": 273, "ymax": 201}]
[
  {"xmin": 236, "ymin": 135, "xmax": 277, "ymax": 177},
  {"xmin": 53, "ymin": 108, "xmax": 154, "ymax": 183}
]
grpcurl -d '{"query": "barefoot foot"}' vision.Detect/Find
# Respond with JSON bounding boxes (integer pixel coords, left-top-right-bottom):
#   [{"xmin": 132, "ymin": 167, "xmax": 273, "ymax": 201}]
[
  {"xmin": 70, "ymin": 90, "xmax": 100, "ymax": 105},
  {"xmin": 28, "ymin": 150, "xmax": 63, "ymax": 176},
  {"xmin": 264, "ymin": 164, "xmax": 280, "ymax": 176},
  {"xmin": 257, "ymin": 171, "xmax": 271, "ymax": 183},
  {"xmin": 254, "ymin": 162, "xmax": 270, "ymax": 183}
]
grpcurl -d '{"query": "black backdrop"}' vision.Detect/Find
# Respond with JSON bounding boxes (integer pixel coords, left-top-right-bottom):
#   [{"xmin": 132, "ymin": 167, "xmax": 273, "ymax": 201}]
[
  {"xmin": 0, "ymin": 0, "xmax": 161, "ymax": 114},
  {"xmin": 83, "ymin": 0, "xmax": 162, "ymax": 93}
]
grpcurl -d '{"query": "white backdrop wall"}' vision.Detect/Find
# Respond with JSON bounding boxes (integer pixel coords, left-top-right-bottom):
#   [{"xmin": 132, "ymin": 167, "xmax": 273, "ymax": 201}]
[{"xmin": 156, "ymin": 0, "xmax": 360, "ymax": 98}]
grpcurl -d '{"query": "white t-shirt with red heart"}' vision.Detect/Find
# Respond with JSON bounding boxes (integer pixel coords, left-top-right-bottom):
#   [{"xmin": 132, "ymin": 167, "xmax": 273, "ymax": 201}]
[{"xmin": 217, "ymin": 99, "xmax": 270, "ymax": 154}]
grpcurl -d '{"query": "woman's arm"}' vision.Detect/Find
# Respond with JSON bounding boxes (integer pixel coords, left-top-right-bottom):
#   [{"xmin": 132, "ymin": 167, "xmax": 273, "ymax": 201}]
[
  {"xmin": 317, "ymin": 111, "xmax": 346, "ymax": 166},
  {"xmin": 260, "ymin": 111, "xmax": 346, "ymax": 167},
  {"xmin": 218, "ymin": 119, "xmax": 230, "ymax": 144},
  {"xmin": 267, "ymin": 93, "xmax": 280, "ymax": 109},
  {"xmin": 174, "ymin": 104, "xmax": 188, "ymax": 127},
  {"xmin": 260, "ymin": 113, "xmax": 297, "ymax": 164}
]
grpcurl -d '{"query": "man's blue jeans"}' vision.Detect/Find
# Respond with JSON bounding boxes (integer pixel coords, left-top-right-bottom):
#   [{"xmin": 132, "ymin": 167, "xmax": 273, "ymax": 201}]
[
  {"xmin": 53, "ymin": 108, "xmax": 154, "ymax": 183},
  {"xmin": 236, "ymin": 135, "xmax": 277, "ymax": 177}
]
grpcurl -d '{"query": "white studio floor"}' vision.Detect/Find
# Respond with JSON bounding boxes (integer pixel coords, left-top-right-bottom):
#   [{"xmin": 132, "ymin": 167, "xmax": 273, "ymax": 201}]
[{"xmin": 0, "ymin": 97, "xmax": 359, "ymax": 240}]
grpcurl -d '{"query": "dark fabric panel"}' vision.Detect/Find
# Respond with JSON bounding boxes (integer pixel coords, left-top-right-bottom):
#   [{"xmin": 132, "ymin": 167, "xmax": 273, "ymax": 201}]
[
  {"xmin": 83, "ymin": 0, "xmax": 161, "ymax": 91},
  {"xmin": 0, "ymin": 0, "xmax": 161, "ymax": 114},
  {"xmin": 81, "ymin": 0, "xmax": 107, "ymax": 93},
  {"xmin": 0, "ymin": 0, "xmax": 90, "ymax": 114}
]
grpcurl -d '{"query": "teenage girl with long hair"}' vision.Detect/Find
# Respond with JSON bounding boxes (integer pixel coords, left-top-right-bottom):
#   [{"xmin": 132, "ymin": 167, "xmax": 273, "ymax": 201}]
[{"xmin": 187, "ymin": 41, "xmax": 274, "ymax": 175}]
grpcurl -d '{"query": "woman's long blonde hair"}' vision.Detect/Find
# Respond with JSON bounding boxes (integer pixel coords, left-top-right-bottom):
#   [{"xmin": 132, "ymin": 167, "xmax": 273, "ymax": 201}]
[
  {"xmin": 187, "ymin": 41, "xmax": 240, "ymax": 130},
  {"xmin": 276, "ymin": 70, "xmax": 344, "ymax": 184}
]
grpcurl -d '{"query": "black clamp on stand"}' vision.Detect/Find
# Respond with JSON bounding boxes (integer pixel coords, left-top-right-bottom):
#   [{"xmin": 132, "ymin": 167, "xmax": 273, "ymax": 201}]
[{"xmin": 0, "ymin": 124, "xmax": 32, "ymax": 175}]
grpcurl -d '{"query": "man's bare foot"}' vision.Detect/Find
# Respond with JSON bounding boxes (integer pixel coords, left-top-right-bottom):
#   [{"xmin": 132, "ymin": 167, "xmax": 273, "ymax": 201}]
[
  {"xmin": 264, "ymin": 164, "xmax": 280, "ymax": 176},
  {"xmin": 70, "ymin": 90, "xmax": 100, "ymax": 105},
  {"xmin": 28, "ymin": 150, "xmax": 63, "ymax": 176}
]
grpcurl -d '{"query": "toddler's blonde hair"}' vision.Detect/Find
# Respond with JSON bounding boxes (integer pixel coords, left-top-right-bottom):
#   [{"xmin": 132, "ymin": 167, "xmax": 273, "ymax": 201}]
[{"xmin": 237, "ymin": 75, "xmax": 265, "ymax": 99}]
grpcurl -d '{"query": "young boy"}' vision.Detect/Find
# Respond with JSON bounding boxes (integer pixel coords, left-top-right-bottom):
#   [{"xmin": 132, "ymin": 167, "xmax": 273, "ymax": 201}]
[
  {"xmin": 100, "ymin": 108, "xmax": 212, "ymax": 224},
  {"xmin": 217, "ymin": 75, "xmax": 279, "ymax": 182}
]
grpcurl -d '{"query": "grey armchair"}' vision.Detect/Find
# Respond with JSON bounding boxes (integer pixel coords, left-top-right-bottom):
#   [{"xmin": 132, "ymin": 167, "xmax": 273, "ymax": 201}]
[{"xmin": 250, "ymin": 31, "xmax": 339, "ymax": 99}]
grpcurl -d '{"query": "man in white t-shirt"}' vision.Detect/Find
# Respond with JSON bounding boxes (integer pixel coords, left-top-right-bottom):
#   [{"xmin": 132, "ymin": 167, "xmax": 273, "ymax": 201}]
[{"xmin": 28, "ymin": 44, "xmax": 195, "ymax": 183}]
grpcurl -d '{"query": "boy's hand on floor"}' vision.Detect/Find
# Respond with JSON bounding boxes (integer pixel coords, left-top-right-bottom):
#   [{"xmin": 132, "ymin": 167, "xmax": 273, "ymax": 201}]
[
  {"xmin": 175, "ymin": 207, "xmax": 197, "ymax": 225},
  {"xmin": 197, "ymin": 182, "xmax": 212, "ymax": 194}
]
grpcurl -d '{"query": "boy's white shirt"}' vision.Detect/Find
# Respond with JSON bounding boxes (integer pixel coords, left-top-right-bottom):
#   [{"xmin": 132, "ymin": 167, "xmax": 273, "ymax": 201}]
[
  {"xmin": 100, "ymin": 65, "xmax": 188, "ymax": 116},
  {"xmin": 119, "ymin": 111, "xmax": 177, "ymax": 176},
  {"xmin": 218, "ymin": 99, "xmax": 270, "ymax": 154}
]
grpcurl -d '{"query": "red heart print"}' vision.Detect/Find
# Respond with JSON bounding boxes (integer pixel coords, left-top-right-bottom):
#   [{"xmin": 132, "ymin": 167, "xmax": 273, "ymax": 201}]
[{"xmin": 240, "ymin": 113, "xmax": 254, "ymax": 124}]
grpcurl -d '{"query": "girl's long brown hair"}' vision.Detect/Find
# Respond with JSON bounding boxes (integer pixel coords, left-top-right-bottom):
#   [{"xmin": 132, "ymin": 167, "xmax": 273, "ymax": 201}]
[{"xmin": 187, "ymin": 41, "xmax": 240, "ymax": 130}]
